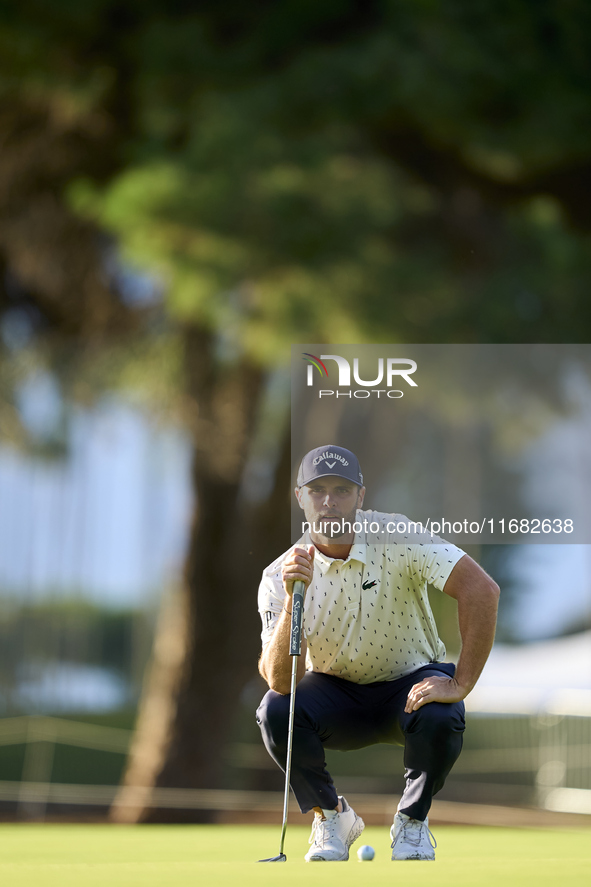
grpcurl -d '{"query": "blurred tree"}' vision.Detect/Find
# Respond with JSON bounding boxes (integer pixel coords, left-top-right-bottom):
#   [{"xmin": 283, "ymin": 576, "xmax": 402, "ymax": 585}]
[{"xmin": 1, "ymin": 0, "xmax": 591, "ymax": 821}]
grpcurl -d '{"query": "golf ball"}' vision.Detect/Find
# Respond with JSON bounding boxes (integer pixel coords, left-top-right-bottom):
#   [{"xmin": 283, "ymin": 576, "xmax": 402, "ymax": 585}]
[{"xmin": 357, "ymin": 845, "xmax": 375, "ymax": 861}]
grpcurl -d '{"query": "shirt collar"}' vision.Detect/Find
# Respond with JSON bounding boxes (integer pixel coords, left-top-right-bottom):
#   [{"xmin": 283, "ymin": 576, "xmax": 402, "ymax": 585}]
[{"xmin": 301, "ymin": 511, "xmax": 368, "ymax": 574}]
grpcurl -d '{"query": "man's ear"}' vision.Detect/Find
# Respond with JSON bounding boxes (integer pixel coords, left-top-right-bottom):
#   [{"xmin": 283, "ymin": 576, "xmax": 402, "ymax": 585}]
[
  {"xmin": 295, "ymin": 486, "xmax": 305, "ymax": 510},
  {"xmin": 357, "ymin": 485, "xmax": 366, "ymax": 509}
]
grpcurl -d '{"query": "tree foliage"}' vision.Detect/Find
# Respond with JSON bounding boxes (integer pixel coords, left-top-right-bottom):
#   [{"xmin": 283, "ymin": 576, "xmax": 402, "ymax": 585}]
[{"xmin": 2, "ymin": 1, "xmax": 591, "ymax": 349}]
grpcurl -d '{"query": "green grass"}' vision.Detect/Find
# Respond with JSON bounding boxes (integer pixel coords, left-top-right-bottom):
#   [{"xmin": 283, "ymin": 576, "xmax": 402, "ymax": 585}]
[{"xmin": 0, "ymin": 824, "xmax": 589, "ymax": 887}]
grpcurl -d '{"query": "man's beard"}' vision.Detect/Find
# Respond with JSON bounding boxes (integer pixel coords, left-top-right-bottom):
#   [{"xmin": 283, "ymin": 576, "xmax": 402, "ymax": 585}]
[{"xmin": 313, "ymin": 508, "xmax": 358, "ymax": 540}]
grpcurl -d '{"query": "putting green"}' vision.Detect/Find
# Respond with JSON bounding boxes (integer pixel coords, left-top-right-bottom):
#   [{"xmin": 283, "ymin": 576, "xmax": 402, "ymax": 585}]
[{"xmin": 0, "ymin": 824, "xmax": 589, "ymax": 887}]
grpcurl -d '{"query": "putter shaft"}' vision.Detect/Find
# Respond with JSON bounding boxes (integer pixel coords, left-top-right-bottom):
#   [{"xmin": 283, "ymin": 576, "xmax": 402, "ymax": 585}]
[
  {"xmin": 278, "ymin": 651, "xmax": 299, "ymax": 857},
  {"xmin": 258, "ymin": 580, "xmax": 305, "ymax": 862}
]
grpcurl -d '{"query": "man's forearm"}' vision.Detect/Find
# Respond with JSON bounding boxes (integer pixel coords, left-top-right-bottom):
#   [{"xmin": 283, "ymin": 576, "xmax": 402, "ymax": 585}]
[
  {"xmin": 406, "ymin": 557, "xmax": 500, "ymax": 712},
  {"xmin": 454, "ymin": 577, "xmax": 499, "ymax": 695},
  {"xmin": 441, "ymin": 553, "xmax": 500, "ymax": 697},
  {"xmin": 258, "ymin": 606, "xmax": 308, "ymax": 694}
]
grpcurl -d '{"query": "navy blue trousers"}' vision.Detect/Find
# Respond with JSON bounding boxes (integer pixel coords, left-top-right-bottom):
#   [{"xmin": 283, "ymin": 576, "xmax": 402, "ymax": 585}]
[{"xmin": 256, "ymin": 663, "xmax": 465, "ymax": 820}]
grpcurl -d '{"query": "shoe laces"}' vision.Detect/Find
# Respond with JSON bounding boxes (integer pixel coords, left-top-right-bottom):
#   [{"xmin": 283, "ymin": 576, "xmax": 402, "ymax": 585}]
[
  {"xmin": 391, "ymin": 816, "xmax": 437, "ymax": 851},
  {"xmin": 308, "ymin": 812, "xmax": 338, "ymax": 849}
]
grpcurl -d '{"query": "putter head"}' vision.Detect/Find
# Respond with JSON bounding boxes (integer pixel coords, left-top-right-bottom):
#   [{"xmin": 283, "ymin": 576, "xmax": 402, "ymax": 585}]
[{"xmin": 258, "ymin": 853, "xmax": 287, "ymax": 862}]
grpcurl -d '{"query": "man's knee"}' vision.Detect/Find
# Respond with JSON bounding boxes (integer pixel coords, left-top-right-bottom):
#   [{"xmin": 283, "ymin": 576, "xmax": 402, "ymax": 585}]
[
  {"xmin": 410, "ymin": 700, "xmax": 466, "ymax": 737},
  {"xmin": 256, "ymin": 690, "xmax": 290, "ymax": 746}
]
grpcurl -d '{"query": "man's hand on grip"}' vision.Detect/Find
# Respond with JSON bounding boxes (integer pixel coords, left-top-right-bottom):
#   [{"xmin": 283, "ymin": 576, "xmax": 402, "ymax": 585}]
[{"xmin": 282, "ymin": 545, "xmax": 315, "ymax": 598}]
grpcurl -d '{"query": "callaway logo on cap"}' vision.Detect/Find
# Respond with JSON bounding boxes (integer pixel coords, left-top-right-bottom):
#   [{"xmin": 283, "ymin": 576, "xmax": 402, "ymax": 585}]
[{"xmin": 297, "ymin": 445, "xmax": 364, "ymax": 487}]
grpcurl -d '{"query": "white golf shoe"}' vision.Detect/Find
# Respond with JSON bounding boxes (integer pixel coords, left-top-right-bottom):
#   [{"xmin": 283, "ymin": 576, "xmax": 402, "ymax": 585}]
[
  {"xmin": 390, "ymin": 811, "xmax": 437, "ymax": 861},
  {"xmin": 305, "ymin": 796, "xmax": 365, "ymax": 861}
]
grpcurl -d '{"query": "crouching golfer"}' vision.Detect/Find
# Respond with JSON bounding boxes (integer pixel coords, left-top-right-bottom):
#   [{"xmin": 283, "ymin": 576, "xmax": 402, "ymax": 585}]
[{"xmin": 256, "ymin": 445, "xmax": 499, "ymax": 861}]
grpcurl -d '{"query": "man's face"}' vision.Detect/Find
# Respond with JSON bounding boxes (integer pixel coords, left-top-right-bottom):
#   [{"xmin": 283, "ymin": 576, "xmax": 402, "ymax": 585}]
[{"xmin": 295, "ymin": 475, "xmax": 365, "ymax": 541}]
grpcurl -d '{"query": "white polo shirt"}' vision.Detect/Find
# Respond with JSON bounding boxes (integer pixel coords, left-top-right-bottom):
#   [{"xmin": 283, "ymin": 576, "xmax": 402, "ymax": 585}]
[{"xmin": 258, "ymin": 509, "xmax": 465, "ymax": 684}]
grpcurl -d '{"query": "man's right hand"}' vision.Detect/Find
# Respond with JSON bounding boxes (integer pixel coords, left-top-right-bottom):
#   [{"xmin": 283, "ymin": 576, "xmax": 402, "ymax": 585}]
[{"xmin": 281, "ymin": 544, "xmax": 315, "ymax": 598}]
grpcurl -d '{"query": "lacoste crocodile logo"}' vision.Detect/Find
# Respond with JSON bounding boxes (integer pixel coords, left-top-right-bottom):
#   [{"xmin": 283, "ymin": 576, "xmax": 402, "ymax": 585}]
[{"xmin": 362, "ymin": 579, "xmax": 377, "ymax": 590}]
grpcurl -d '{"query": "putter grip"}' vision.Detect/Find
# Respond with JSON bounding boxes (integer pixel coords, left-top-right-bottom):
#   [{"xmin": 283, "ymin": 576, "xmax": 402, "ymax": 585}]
[{"xmin": 289, "ymin": 580, "xmax": 305, "ymax": 656}]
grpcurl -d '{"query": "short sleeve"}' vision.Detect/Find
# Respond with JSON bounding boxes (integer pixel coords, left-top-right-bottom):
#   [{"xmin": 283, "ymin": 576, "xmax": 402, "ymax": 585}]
[
  {"xmin": 403, "ymin": 538, "xmax": 465, "ymax": 590},
  {"xmin": 257, "ymin": 563, "xmax": 286, "ymax": 649},
  {"xmin": 371, "ymin": 511, "xmax": 465, "ymax": 590}
]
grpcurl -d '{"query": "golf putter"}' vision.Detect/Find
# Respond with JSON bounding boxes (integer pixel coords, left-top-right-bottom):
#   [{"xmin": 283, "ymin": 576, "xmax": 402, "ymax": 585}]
[{"xmin": 258, "ymin": 579, "xmax": 305, "ymax": 862}]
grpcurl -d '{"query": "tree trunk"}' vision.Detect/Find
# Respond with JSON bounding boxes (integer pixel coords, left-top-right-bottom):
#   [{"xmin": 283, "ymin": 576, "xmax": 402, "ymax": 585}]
[{"xmin": 111, "ymin": 323, "xmax": 291, "ymax": 822}]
